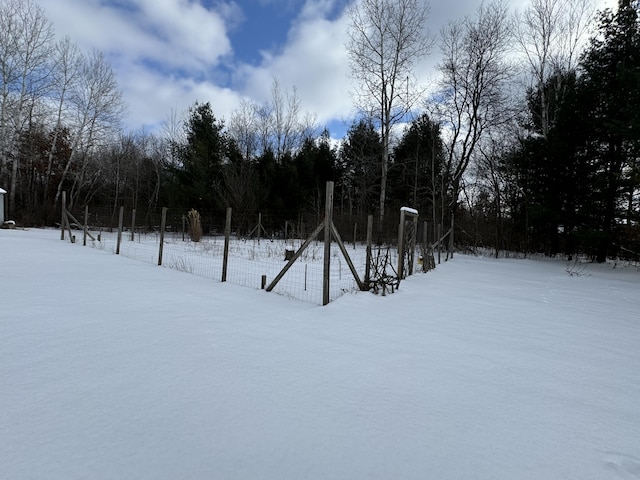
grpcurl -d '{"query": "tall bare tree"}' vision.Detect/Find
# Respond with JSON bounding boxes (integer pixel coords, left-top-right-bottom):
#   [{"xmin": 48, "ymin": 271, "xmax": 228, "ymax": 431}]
[
  {"xmin": 515, "ymin": 0, "xmax": 593, "ymax": 137},
  {"xmin": 228, "ymin": 98, "xmax": 259, "ymax": 161},
  {"xmin": 54, "ymin": 49, "xmax": 125, "ymax": 210},
  {"xmin": 346, "ymin": 0, "xmax": 432, "ymax": 226},
  {"xmin": 43, "ymin": 36, "xmax": 82, "ymax": 202},
  {"xmin": 0, "ymin": 0, "xmax": 54, "ymax": 214},
  {"xmin": 230, "ymin": 79, "xmax": 316, "ymax": 161},
  {"xmin": 435, "ymin": 0, "xmax": 513, "ymax": 253}
]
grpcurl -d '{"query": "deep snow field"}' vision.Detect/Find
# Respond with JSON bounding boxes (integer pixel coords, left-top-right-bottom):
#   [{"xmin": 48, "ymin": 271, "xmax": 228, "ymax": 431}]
[{"xmin": 1, "ymin": 227, "xmax": 639, "ymax": 480}]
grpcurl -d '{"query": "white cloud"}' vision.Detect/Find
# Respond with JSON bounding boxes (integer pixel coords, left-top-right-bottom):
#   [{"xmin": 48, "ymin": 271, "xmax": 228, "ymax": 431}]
[
  {"xmin": 234, "ymin": 0, "xmax": 355, "ymax": 131},
  {"xmin": 40, "ymin": 0, "xmax": 622, "ymax": 137}
]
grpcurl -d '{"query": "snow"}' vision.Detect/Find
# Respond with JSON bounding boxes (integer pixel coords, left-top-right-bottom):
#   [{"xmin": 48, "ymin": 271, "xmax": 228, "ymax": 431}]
[
  {"xmin": 1, "ymin": 228, "xmax": 639, "ymax": 480},
  {"xmin": 400, "ymin": 206, "xmax": 418, "ymax": 215}
]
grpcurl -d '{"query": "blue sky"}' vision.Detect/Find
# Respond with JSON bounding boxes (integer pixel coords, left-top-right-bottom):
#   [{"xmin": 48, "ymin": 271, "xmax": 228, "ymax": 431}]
[{"xmin": 41, "ymin": 0, "xmax": 616, "ymax": 140}]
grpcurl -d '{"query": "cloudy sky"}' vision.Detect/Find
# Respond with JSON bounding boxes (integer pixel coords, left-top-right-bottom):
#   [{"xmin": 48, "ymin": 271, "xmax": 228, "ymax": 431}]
[{"xmin": 40, "ymin": 0, "xmax": 617, "ymax": 138}]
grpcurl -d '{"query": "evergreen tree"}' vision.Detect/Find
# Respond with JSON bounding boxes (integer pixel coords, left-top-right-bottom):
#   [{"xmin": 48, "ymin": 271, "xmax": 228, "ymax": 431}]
[
  {"xmin": 338, "ymin": 119, "xmax": 382, "ymax": 218},
  {"xmin": 579, "ymin": 0, "xmax": 640, "ymax": 261},
  {"xmin": 169, "ymin": 102, "xmax": 230, "ymax": 212},
  {"xmin": 390, "ymin": 114, "xmax": 443, "ymax": 218}
]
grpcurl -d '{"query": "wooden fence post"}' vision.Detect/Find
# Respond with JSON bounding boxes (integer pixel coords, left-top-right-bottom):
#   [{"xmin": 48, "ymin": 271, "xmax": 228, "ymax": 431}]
[
  {"xmin": 116, "ymin": 206, "xmax": 124, "ymax": 255},
  {"xmin": 353, "ymin": 222, "xmax": 357, "ymax": 249},
  {"xmin": 449, "ymin": 213, "xmax": 455, "ymax": 259},
  {"xmin": 60, "ymin": 192, "xmax": 66, "ymax": 241},
  {"xmin": 365, "ymin": 214, "xmax": 373, "ymax": 285},
  {"xmin": 397, "ymin": 208, "xmax": 406, "ymax": 280},
  {"xmin": 323, "ymin": 181, "xmax": 334, "ymax": 306},
  {"xmin": 437, "ymin": 223, "xmax": 442, "ymax": 264},
  {"xmin": 222, "ymin": 207, "xmax": 231, "ymax": 282},
  {"xmin": 130, "ymin": 209, "xmax": 136, "ymax": 242},
  {"xmin": 158, "ymin": 207, "xmax": 167, "ymax": 266},
  {"xmin": 83, "ymin": 205, "xmax": 88, "ymax": 246}
]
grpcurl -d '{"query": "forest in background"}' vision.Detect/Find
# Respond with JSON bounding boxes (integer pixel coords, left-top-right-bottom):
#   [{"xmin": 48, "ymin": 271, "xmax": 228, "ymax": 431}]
[{"xmin": 1, "ymin": 0, "xmax": 638, "ymax": 262}]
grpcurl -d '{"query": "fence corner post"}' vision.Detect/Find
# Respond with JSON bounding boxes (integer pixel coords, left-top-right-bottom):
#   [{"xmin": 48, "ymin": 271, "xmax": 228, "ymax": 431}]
[{"xmin": 323, "ymin": 181, "xmax": 334, "ymax": 306}]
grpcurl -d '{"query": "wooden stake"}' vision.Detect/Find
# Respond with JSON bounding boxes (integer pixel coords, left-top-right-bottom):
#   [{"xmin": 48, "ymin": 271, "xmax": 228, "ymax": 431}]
[
  {"xmin": 353, "ymin": 222, "xmax": 357, "ymax": 249},
  {"xmin": 365, "ymin": 215, "xmax": 373, "ymax": 285},
  {"xmin": 60, "ymin": 192, "xmax": 66, "ymax": 241},
  {"xmin": 222, "ymin": 207, "xmax": 231, "ymax": 282},
  {"xmin": 116, "ymin": 206, "xmax": 124, "ymax": 255},
  {"xmin": 130, "ymin": 209, "xmax": 136, "ymax": 242},
  {"xmin": 83, "ymin": 205, "xmax": 88, "ymax": 246},
  {"xmin": 158, "ymin": 207, "xmax": 167, "ymax": 266}
]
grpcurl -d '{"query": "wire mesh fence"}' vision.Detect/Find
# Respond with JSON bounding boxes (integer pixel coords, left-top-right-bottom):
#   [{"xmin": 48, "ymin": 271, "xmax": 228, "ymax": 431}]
[
  {"xmin": 61, "ymin": 187, "xmax": 430, "ymax": 305},
  {"xmin": 75, "ymin": 229, "xmax": 371, "ymax": 305}
]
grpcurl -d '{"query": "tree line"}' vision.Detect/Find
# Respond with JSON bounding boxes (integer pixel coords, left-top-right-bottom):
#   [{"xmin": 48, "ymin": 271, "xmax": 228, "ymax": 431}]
[{"xmin": 1, "ymin": 0, "xmax": 638, "ymax": 261}]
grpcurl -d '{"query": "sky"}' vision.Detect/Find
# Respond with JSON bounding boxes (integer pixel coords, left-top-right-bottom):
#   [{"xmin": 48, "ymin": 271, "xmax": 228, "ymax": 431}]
[
  {"xmin": 40, "ymin": 0, "xmax": 618, "ymax": 139},
  {"xmin": 1, "ymin": 227, "xmax": 639, "ymax": 478}
]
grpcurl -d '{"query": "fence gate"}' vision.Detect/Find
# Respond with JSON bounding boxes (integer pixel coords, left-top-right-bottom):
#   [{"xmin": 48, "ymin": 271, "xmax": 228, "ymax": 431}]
[{"xmin": 398, "ymin": 207, "xmax": 419, "ymax": 282}]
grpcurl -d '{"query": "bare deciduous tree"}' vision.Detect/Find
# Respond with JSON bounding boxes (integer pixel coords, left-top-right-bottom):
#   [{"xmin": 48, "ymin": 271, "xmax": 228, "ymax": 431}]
[
  {"xmin": 228, "ymin": 98, "xmax": 259, "ymax": 161},
  {"xmin": 54, "ymin": 49, "xmax": 125, "ymax": 210},
  {"xmin": 435, "ymin": 0, "xmax": 513, "ymax": 255},
  {"xmin": 43, "ymin": 36, "xmax": 82, "ymax": 202},
  {"xmin": 346, "ymin": 0, "xmax": 432, "ymax": 226},
  {"xmin": 0, "ymin": 0, "xmax": 54, "ymax": 214},
  {"xmin": 515, "ymin": 0, "xmax": 593, "ymax": 137},
  {"xmin": 229, "ymin": 78, "xmax": 317, "ymax": 161}
]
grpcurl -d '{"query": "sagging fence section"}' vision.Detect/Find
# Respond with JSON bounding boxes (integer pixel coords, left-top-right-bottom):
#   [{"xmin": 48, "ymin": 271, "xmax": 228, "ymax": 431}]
[{"xmin": 59, "ymin": 183, "xmax": 439, "ymax": 305}]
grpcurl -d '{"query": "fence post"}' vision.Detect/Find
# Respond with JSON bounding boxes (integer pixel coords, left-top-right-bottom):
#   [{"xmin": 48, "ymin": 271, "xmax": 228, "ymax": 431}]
[
  {"xmin": 323, "ymin": 181, "xmax": 334, "ymax": 306},
  {"xmin": 60, "ymin": 192, "xmax": 66, "ymax": 240},
  {"xmin": 398, "ymin": 209, "xmax": 406, "ymax": 280},
  {"xmin": 365, "ymin": 215, "xmax": 373, "ymax": 285},
  {"xmin": 116, "ymin": 206, "xmax": 124, "ymax": 255},
  {"xmin": 130, "ymin": 209, "xmax": 136, "ymax": 241},
  {"xmin": 449, "ymin": 213, "xmax": 455, "ymax": 259},
  {"xmin": 158, "ymin": 207, "xmax": 167, "ymax": 266},
  {"xmin": 222, "ymin": 207, "xmax": 231, "ymax": 282},
  {"xmin": 83, "ymin": 205, "xmax": 88, "ymax": 246},
  {"xmin": 437, "ymin": 223, "xmax": 442, "ymax": 264},
  {"xmin": 353, "ymin": 222, "xmax": 357, "ymax": 249}
]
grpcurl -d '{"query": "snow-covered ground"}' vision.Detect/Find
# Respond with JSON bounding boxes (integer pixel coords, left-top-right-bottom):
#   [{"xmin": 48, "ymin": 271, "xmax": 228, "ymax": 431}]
[{"xmin": 1, "ymin": 228, "xmax": 639, "ymax": 480}]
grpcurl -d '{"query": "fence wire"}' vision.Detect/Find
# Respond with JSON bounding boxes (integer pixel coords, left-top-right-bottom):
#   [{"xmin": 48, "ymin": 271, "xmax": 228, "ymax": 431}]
[
  {"xmin": 63, "ymin": 204, "xmax": 428, "ymax": 305},
  {"xmin": 77, "ymin": 228, "xmax": 368, "ymax": 305}
]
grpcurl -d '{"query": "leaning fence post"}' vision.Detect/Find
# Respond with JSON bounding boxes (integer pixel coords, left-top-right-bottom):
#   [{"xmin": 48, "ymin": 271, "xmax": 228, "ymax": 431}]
[
  {"xmin": 116, "ymin": 206, "xmax": 124, "ymax": 255},
  {"xmin": 222, "ymin": 207, "xmax": 231, "ymax": 282},
  {"xmin": 158, "ymin": 207, "xmax": 167, "ymax": 266},
  {"xmin": 323, "ymin": 181, "xmax": 334, "ymax": 306}
]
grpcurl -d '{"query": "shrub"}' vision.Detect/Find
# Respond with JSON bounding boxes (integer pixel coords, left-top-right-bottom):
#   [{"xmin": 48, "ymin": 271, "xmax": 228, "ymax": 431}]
[{"xmin": 187, "ymin": 209, "xmax": 203, "ymax": 242}]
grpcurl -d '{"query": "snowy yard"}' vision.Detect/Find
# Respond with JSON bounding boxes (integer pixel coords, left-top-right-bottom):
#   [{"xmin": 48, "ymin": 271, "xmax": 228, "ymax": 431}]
[{"xmin": 1, "ymin": 228, "xmax": 639, "ymax": 479}]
